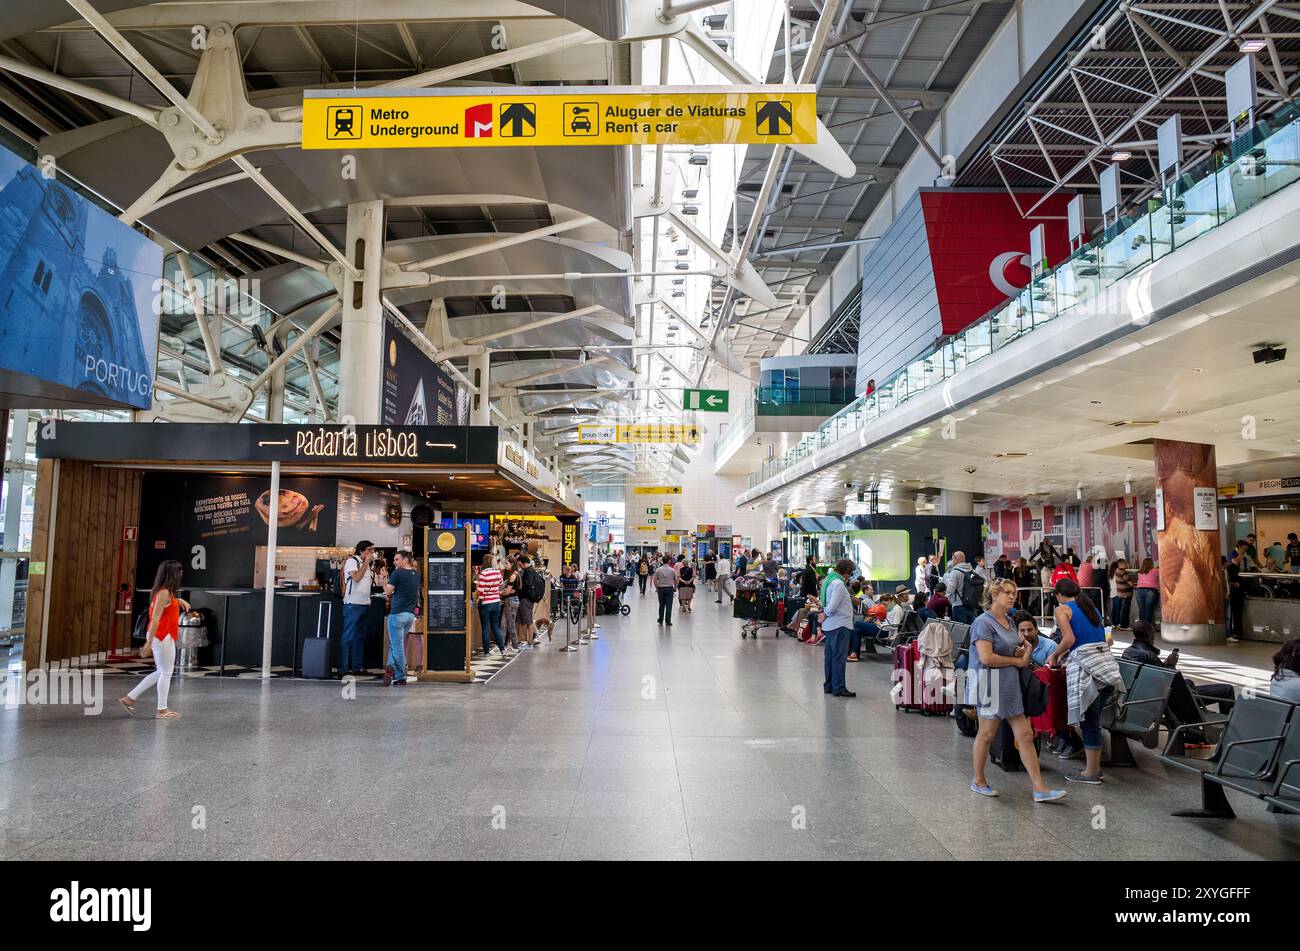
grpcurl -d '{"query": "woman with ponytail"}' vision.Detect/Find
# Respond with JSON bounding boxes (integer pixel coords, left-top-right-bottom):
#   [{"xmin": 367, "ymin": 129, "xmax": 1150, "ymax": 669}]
[{"xmin": 1047, "ymin": 578, "xmax": 1122, "ymax": 785}]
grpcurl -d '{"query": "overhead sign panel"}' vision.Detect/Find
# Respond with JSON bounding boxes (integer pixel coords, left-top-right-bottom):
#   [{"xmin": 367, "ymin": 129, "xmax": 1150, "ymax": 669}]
[
  {"xmin": 579, "ymin": 424, "xmax": 700, "ymax": 445},
  {"xmin": 302, "ymin": 85, "xmax": 818, "ymax": 149},
  {"xmin": 683, "ymin": 388, "xmax": 729, "ymax": 412},
  {"xmin": 633, "ymin": 486, "xmax": 683, "ymax": 496}
]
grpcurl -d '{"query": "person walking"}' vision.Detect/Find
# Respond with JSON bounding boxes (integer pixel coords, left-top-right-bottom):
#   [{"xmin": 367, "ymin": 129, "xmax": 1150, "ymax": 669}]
[
  {"xmin": 340, "ymin": 539, "xmax": 383, "ymax": 676},
  {"xmin": 943, "ymin": 551, "xmax": 978, "ymax": 624},
  {"xmin": 703, "ymin": 549, "xmax": 718, "ymax": 593},
  {"xmin": 383, "ymin": 550, "xmax": 419, "ymax": 686},
  {"xmin": 516, "ymin": 554, "xmax": 544, "ymax": 648},
  {"xmin": 821, "ymin": 558, "xmax": 857, "ymax": 697},
  {"xmin": 637, "ymin": 554, "xmax": 651, "ymax": 596},
  {"xmin": 120, "ymin": 559, "xmax": 189, "ymax": 719},
  {"xmin": 1109, "ymin": 558, "xmax": 1134, "ymax": 630},
  {"xmin": 500, "ymin": 556, "xmax": 521, "ymax": 655},
  {"xmin": 474, "ymin": 553, "xmax": 505, "ymax": 657},
  {"xmin": 678, "ymin": 559, "xmax": 696, "ymax": 612},
  {"xmin": 1135, "ymin": 558, "xmax": 1160, "ymax": 625},
  {"xmin": 967, "ymin": 578, "xmax": 1066, "ymax": 803},
  {"xmin": 653, "ymin": 557, "xmax": 678, "ymax": 626},
  {"xmin": 1047, "ymin": 578, "xmax": 1122, "ymax": 785}
]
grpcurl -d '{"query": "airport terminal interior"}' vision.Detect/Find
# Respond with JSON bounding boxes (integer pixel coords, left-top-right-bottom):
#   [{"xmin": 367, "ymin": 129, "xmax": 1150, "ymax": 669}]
[{"xmin": 1, "ymin": 0, "xmax": 1300, "ymax": 864}]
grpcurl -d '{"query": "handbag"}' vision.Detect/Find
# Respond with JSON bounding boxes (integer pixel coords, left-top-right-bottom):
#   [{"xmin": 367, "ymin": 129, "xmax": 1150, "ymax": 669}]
[{"xmin": 1019, "ymin": 664, "xmax": 1049, "ymax": 718}]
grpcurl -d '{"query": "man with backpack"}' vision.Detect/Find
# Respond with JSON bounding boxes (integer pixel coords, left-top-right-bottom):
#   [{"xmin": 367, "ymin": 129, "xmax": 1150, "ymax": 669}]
[
  {"xmin": 944, "ymin": 551, "xmax": 983, "ymax": 625},
  {"xmin": 516, "ymin": 554, "xmax": 545, "ymax": 647}
]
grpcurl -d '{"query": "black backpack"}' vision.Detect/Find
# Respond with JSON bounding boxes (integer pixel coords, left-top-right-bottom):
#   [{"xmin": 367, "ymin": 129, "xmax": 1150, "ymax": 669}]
[
  {"xmin": 958, "ymin": 568, "xmax": 984, "ymax": 610},
  {"xmin": 521, "ymin": 566, "xmax": 545, "ymax": 603}
]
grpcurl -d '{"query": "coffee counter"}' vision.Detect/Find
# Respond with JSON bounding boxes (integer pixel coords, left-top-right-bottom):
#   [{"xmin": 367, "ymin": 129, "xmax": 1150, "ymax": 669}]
[{"xmin": 135, "ymin": 587, "xmax": 388, "ymax": 673}]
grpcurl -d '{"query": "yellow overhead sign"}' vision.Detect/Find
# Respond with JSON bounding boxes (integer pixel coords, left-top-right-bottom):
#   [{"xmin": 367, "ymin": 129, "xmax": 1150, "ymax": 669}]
[
  {"xmin": 634, "ymin": 486, "xmax": 683, "ymax": 496},
  {"xmin": 302, "ymin": 85, "xmax": 818, "ymax": 149},
  {"xmin": 579, "ymin": 424, "xmax": 699, "ymax": 445}
]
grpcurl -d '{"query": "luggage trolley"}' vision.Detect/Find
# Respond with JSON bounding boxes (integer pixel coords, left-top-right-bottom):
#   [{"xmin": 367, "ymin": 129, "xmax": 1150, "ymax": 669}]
[{"xmin": 733, "ymin": 576, "xmax": 779, "ymax": 638}]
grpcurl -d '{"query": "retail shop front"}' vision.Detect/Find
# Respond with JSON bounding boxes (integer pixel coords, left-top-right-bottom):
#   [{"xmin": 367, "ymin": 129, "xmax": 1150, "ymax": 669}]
[{"xmin": 24, "ymin": 422, "xmax": 577, "ymax": 682}]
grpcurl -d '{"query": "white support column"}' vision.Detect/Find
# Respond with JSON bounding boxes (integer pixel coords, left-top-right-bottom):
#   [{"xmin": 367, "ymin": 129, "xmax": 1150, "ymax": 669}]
[
  {"xmin": 939, "ymin": 490, "xmax": 974, "ymax": 517},
  {"xmin": 469, "ymin": 350, "xmax": 491, "ymax": 426},
  {"xmin": 337, "ymin": 201, "xmax": 386, "ymax": 424},
  {"xmin": 889, "ymin": 491, "xmax": 917, "ymax": 516},
  {"xmin": 261, "ymin": 460, "xmax": 280, "ymax": 679}
]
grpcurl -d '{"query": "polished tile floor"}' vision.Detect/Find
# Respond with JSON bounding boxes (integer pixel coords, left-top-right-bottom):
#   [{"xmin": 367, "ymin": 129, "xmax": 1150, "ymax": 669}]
[{"xmin": 2, "ymin": 593, "xmax": 1298, "ymax": 861}]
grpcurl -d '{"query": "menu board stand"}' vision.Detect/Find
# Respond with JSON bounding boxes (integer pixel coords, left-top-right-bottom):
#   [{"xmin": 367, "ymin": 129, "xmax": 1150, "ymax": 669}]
[{"xmin": 421, "ymin": 525, "xmax": 472, "ymax": 682}]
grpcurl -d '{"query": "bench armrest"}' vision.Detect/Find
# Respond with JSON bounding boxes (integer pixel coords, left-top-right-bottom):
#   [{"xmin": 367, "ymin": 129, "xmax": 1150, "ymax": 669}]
[
  {"xmin": 1274, "ymin": 758, "xmax": 1300, "ymax": 794},
  {"xmin": 1163, "ymin": 716, "xmax": 1230, "ymax": 756},
  {"xmin": 1216, "ymin": 734, "xmax": 1287, "ymax": 780}
]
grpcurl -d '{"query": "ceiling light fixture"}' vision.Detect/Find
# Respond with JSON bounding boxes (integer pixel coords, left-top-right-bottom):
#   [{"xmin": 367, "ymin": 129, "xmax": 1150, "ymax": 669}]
[
  {"xmin": 1112, "ymin": 150, "xmax": 1132, "ymax": 162},
  {"xmin": 1240, "ymin": 38, "xmax": 1267, "ymax": 53}
]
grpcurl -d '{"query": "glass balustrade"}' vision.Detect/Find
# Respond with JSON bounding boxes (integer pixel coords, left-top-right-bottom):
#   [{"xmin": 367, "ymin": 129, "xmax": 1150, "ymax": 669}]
[{"xmin": 746, "ymin": 102, "xmax": 1300, "ymax": 490}]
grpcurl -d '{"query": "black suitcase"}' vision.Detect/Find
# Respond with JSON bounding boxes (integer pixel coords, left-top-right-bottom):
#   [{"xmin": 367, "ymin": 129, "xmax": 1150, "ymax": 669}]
[
  {"xmin": 990, "ymin": 719, "xmax": 1041, "ymax": 771},
  {"xmin": 300, "ymin": 601, "xmax": 334, "ymax": 679}
]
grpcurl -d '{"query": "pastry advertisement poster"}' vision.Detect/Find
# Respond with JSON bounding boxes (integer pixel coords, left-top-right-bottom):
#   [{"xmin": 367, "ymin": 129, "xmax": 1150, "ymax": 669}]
[{"xmin": 136, "ymin": 472, "xmax": 338, "ymax": 590}]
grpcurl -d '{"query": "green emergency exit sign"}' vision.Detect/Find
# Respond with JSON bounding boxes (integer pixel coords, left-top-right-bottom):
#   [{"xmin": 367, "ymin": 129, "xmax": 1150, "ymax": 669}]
[{"xmin": 683, "ymin": 388, "xmax": 728, "ymax": 412}]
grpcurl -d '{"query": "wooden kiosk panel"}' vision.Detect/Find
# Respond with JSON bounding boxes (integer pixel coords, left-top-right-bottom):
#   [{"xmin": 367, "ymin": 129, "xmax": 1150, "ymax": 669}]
[{"xmin": 422, "ymin": 526, "xmax": 472, "ymax": 682}]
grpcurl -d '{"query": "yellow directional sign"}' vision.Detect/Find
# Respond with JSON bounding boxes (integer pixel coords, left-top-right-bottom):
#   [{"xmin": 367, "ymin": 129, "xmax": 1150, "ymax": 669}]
[
  {"xmin": 302, "ymin": 85, "xmax": 817, "ymax": 149},
  {"xmin": 579, "ymin": 424, "xmax": 699, "ymax": 445},
  {"xmin": 634, "ymin": 486, "xmax": 683, "ymax": 496},
  {"xmin": 663, "ymin": 504, "xmax": 673, "ymax": 520}
]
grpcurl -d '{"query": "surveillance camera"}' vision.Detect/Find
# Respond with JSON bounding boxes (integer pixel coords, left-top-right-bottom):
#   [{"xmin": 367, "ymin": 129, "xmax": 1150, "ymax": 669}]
[
  {"xmin": 1252, "ymin": 345, "xmax": 1287, "ymax": 365},
  {"xmin": 845, "ymin": 482, "xmax": 854, "ymax": 489},
  {"xmin": 963, "ymin": 466, "xmax": 977, "ymax": 474}
]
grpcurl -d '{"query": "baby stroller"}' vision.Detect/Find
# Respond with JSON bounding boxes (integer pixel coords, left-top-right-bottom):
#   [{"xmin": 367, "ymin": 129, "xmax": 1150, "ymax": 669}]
[{"xmin": 597, "ymin": 572, "xmax": 632, "ymax": 616}]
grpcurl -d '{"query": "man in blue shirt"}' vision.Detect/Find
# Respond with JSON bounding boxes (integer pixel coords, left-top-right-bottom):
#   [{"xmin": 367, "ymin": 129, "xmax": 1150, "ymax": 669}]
[{"xmin": 383, "ymin": 550, "xmax": 420, "ymax": 686}]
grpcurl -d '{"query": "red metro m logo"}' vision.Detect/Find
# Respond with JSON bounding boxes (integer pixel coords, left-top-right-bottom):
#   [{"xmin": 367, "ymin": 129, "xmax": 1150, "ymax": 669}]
[{"xmin": 464, "ymin": 103, "xmax": 493, "ymax": 138}]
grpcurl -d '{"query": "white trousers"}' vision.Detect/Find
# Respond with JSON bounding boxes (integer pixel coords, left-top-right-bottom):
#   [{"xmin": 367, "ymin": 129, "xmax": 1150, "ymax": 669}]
[{"xmin": 128, "ymin": 636, "xmax": 175, "ymax": 711}]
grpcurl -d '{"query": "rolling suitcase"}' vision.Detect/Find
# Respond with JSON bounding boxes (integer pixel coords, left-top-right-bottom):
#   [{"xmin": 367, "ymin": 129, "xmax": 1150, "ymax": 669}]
[
  {"xmin": 892, "ymin": 640, "xmax": 952, "ymax": 715},
  {"xmin": 990, "ymin": 720, "xmax": 1041, "ymax": 771},
  {"xmin": 301, "ymin": 601, "xmax": 334, "ymax": 679}
]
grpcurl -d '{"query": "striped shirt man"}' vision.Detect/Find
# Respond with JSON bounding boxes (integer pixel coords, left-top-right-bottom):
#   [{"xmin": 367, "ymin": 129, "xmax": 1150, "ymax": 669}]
[{"xmin": 476, "ymin": 567, "xmax": 502, "ymax": 603}]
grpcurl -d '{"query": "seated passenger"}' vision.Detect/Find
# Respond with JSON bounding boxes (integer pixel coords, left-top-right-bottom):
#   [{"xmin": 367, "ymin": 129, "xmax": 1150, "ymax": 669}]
[
  {"xmin": 1270, "ymin": 638, "xmax": 1300, "ymax": 703},
  {"xmin": 1123, "ymin": 621, "xmax": 1235, "ymax": 713},
  {"xmin": 887, "ymin": 587, "xmax": 913, "ymax": 628},
  {"xmin": 926, "ymin": 582, "xmax": 952, "ymax": 620},
  {"xmin": 1014, "ymin": 610, "xmax": 1056, "ymax": 667}
]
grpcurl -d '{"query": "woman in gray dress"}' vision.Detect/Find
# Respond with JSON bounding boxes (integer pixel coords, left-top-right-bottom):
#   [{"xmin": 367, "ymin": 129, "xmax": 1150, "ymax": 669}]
[{"xmin": 967, "ymin": 578, "xmax": 1066, "ymax": 803}]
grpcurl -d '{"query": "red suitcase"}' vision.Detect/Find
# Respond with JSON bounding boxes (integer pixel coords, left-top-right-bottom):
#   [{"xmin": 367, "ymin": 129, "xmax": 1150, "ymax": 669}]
[
  {"xmin": 1029, "ymin": 665, "xmax": 1067, "ymax": 733},
  {"xmin": 892, "ymin": 641, "xmax": 952, "ymax": 716}
]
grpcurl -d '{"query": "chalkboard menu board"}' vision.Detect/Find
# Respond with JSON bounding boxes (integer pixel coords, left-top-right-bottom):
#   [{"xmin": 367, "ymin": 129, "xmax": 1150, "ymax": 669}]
[
  {"xmin": 426, "ymin": 557, "xmax": 466, "ymax": 631},
  {"xmin": 424, "ymin": 526, "xmax": 471, "ymax": 676}
]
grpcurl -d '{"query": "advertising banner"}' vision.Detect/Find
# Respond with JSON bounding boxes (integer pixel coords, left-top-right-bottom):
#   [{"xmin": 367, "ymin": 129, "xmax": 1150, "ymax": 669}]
[
  {"xmin": 137, "ymin": 473, "xmax": 338, "ymax": 589},
  {"xmin": 0, "ymin": 150, "xmax": 161, "ymax": 410},
  {"xmin": 381, "ymin": 315, "xmax": 462, "ymax": 425}
]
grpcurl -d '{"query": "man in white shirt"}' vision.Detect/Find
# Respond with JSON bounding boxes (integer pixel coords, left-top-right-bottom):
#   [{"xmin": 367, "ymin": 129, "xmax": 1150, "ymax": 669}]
[{"xmin": 341, "ymin": 540, "xmax": 385, "ymax": 676}]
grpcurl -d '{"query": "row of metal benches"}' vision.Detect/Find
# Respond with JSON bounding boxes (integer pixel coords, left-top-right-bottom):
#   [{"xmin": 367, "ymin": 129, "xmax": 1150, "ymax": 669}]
[{"xmin": 1108, "ymin": 658, "xmax": 1299, "ymax": 818}]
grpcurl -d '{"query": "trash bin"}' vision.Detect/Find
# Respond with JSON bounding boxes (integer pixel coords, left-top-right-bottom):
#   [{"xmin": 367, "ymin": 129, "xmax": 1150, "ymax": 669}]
[{"xmin": 176, "ymin": 610, "xmax": 209, "ymax": 673}]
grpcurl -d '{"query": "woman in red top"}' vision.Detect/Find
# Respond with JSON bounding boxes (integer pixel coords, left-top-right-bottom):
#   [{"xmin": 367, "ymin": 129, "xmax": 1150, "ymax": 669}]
[{"xmin": 120, "ymin": 560, "xmax": 188, "ymax": 719}]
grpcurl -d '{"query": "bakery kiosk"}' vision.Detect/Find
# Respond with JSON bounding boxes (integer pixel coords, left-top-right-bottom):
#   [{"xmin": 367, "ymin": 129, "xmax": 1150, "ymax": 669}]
[{"xmin": 24, "ymin": 421, "xmax": 578, "ymax": 681}]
